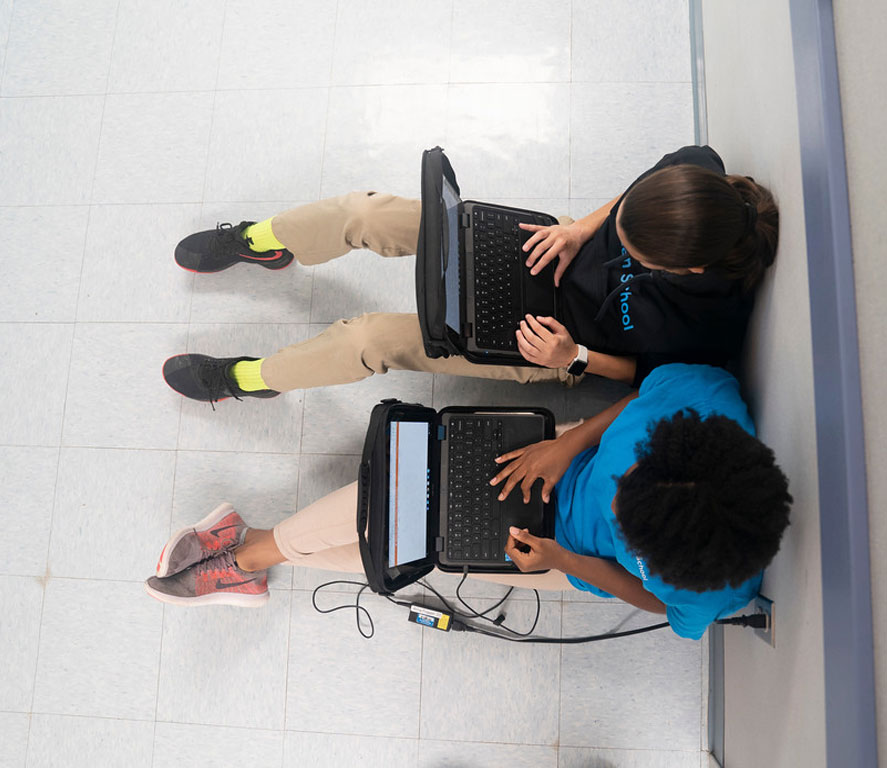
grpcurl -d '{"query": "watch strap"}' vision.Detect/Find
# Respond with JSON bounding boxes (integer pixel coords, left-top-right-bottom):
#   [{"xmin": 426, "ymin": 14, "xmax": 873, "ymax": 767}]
[{"xmin": 567, "ymin": 344, "xmax": 588, "ymax": 376}]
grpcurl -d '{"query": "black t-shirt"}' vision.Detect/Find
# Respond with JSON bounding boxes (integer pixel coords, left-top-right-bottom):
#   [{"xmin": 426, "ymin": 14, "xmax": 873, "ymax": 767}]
[{"xmin": 558, "ymin": 145, "xmax": 752, "ymax": 384}]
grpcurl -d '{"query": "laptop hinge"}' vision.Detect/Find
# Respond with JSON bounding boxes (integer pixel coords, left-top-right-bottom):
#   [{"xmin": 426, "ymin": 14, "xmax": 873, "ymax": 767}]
[
  {"xmin": 437, "ymin": 425, "xmax": 446, "ymax": 441},
  {"xmin": 459, "ymin": 212, "xmax": 471, "ymax": 228},
  {"xmin": 434, "ymin": 536, "xmax": 444, "ymax": 552}
]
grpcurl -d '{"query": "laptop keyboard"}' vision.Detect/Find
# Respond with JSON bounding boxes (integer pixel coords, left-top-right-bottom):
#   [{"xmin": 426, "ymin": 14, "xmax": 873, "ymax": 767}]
[
  {"xmin": 472, "ymin": 209, "xmax": 525, "ymax": 351},
  {"xmin": 446, "ymin": 416, "xmax": 505, "ymax": 562}
]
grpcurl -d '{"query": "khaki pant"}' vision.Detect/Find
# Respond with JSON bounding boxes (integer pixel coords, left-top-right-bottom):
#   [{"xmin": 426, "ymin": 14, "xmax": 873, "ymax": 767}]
[
  {"xmin": 259, "ymin": 191, "xmax": 581, "ymax": 391},
  {"xmin": 273, "ymin": 481, "xmax": 573, "ymax": 591}
]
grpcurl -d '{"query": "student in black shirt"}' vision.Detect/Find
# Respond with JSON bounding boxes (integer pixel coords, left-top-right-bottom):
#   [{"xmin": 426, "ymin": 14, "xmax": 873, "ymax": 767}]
[
  {"xmin": 163, "ymin": 146, "xmax": 778, "ymax": 404},
  {"xmin": 515, "ymin": 145, "xmax": 777, "ymax": 386}
]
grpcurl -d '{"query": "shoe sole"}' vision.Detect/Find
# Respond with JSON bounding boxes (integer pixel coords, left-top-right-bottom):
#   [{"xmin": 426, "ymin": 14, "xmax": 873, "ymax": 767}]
[
  {"xmin": 155, "ymin": 501, "xmax": 238, "ymax": 578},
  {"xmin": 144, "ymin": 580, "xmax": 270, "ymax": 608},
  {"xmin": 175, "ymin": 251, "xmax": 294, "ymax": 274}
]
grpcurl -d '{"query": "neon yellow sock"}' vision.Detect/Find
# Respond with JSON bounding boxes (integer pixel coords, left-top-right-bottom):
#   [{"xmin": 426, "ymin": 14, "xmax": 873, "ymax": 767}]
[
  {"xmin": 242, "ymin": 218, "xmax": 286, "ymax": 253},
  {"xmin": 230, "ymin": 359, "xmax": 270, "ymax": 392}
]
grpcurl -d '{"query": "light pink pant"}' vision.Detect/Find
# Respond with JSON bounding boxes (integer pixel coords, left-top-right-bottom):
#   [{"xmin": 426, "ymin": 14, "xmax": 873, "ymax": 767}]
[{"xmin": 272, "ymin": 481, "xmax": 573, "ymax": 591}]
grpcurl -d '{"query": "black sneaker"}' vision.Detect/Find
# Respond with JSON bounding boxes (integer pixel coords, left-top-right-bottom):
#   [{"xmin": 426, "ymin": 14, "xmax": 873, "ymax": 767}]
[
  {"xmin": 163, "ymin": 354, "xmax": 280, "ymax": 404},
  {"xmin": 174, "ymin": 221, "xmax": 294, "ymax": 273}
]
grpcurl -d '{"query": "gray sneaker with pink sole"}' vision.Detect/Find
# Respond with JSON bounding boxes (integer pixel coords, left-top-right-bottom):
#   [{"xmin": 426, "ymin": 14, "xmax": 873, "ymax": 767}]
[
  {"xmin": 146, "ymin": 550, "xmax": 269, "ymax": 608},
  {"xmin": 155, "ymin": 502, "xmax": 247, "ymax": 578}
]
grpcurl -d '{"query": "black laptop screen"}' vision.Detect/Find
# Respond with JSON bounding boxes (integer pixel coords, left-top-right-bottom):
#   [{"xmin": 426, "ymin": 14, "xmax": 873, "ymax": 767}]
[
  {"xmin": 388, "ymin": 421, "xmax": 431, "ymax": 567},
  {"xmin": 441, "ymin": 177, "xmax": 462, "ymax": 332}
]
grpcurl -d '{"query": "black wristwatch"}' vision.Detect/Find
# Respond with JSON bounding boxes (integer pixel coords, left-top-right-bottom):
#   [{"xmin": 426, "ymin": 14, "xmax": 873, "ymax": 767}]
[{"xmin": 567, "ymin": 344, "xmax": 589, "ymax": 376}]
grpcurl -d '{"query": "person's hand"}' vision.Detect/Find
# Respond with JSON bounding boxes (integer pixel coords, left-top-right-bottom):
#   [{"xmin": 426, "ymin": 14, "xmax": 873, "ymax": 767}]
[
  {"xmin": 519, "ymin": 222, "xmax": 585, "ymax": 287},
  {"xmin": 504, "ymin": 527, "xmax": 566, "ymax": 572},
  {"xmin": 489, "ymin": 437, "xmax": 576, "ymax": 503},
  {"xmin": 516, "ymin": 314, "xmax": 577, "ymax": 369}
]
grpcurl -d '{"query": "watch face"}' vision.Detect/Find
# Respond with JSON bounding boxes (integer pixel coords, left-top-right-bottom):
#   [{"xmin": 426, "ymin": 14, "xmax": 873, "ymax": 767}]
[
  {"xmin": 567, "ymin": 346, "xmax": 588, "ymax": 376},
  {"xmin": 568, "ymin": 359, "xmax": 587, "ymax": 376}
]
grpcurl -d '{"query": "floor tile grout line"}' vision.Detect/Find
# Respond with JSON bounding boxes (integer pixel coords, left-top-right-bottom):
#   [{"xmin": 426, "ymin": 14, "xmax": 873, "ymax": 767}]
[
  {"xmin": 568, "ymin": 0, "xmax": 574, "ymax": 203},
  {"xmin": 188, "ymin": 0, "xmax": 230, "ymax": 350},
  {"xmin": 0, "ymin": 0, "xmax": 16, "ymax": 92},
  {"xmin": 281, "ymin": 590, "xmax": 295, "ymax": 736},
  {"xmin": 9, "ymin": 705, "xmax": 696, "ymax": 750},
  {"xmin": 25, "ymin": 120, "xmax": 102, "ymax": 724},
  {"xmin": 0, "ymin": 78, "xmax": 695, "ymax": 100},
  {"xmin": 307, "ymin": 0, "xmax": 337, "ymax": 325},
  {"xmin": 417, "ymin": 615, "xmax": 426, "ymax": 741},
  {"xmin": 446, "ymin": 0, "xmax": 455, "ymax": 85},
  {"xmin": 301, "ymin": 0, "xmax": 337, "ymax": 441},
  {"xmin": 0, "ymin": 195, "xmax": 594, "ymax": 211},
  {"xmin": 150, "ymin": 603, "xmax": 166, "ymax": 766}
]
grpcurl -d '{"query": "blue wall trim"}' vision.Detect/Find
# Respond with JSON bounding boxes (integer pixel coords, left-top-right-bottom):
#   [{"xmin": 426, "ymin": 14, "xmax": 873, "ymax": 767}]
[{"xmin": 789, "ymin": 1, "xmax": 878, "ymax": 765}]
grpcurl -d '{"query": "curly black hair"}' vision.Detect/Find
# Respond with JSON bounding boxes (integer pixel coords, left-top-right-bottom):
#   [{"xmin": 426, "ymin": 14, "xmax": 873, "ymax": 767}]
[{"xmin": 614, "ymin": 409, "xmax": 791, "ymax": 592}]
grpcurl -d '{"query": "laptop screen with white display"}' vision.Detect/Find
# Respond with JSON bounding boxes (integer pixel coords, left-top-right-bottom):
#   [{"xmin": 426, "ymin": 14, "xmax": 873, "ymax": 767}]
[
  {"xmin": 441, "ymin": 176, "xmax": 462, "ymax": 332},
  {"xmin": 388, "ymin": 421, "xmax": 431, "ymax": 567}
]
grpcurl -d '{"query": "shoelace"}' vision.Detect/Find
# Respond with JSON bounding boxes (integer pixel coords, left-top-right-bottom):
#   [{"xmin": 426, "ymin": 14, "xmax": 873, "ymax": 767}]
[
  {"xmin": 196, "ymin": 357, "xmax": 242, "ymax": 411},
  {"xmin": 197, "ymin": 550, "xmax": 265, "ymax": 589},
  {"xmin": 211, "ymin": 222, "xmax": 246, "ymax": 254},
  {"xmin": 196, "ymin": 549, "xmax": 237, "ymax": 577}
]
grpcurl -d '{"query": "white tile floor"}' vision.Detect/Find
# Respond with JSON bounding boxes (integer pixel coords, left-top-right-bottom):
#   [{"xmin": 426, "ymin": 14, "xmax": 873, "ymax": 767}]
[{"xmin": 0, "ymin": 1, "xmax": 706, "ymax": 766}]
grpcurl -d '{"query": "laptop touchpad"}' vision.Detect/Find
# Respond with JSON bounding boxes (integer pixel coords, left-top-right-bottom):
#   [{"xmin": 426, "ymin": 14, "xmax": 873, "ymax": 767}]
[{"xmin": 523, "ymin": 259, "xmax": 557, "ymax": 317}]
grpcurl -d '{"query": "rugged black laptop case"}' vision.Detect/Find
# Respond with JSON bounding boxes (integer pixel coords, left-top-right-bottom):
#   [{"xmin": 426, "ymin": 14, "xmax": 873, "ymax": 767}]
[
  {"xmin": 415, "ymin": 146, "xmax": 560, "ymax": 367},
  {"xmin": 416, "ymin": 147, "xmax": 462, "ymax": 360},
  {"xmin": 357, "ymin": 399, "xmax": 555, "ymax": 596}
]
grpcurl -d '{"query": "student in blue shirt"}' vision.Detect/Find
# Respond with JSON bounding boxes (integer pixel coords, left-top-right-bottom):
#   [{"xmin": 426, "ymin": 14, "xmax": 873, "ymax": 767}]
[
  {"xmin": 145, "ymin": 363, "xmax": 790, "ymax": 640},
  {"xmin": 490, "ymin": 363, "xmax": 791, "ymax": 639}
]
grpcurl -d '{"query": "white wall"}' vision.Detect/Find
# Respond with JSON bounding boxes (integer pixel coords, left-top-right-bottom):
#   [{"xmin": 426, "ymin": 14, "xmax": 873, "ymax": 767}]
[
  {"xmin": 833, "ymin": 1, "xmax": 887, "ymax": 763},
  {"xmin": 701, "ymin": 2, "xmax": 827, "ymax": 766}
]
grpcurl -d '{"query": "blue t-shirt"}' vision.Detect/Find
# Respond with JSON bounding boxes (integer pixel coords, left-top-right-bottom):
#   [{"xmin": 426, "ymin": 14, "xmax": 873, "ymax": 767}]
[{"xmin": 555, "ymin": 363, "xmax": 762, "ymax": 640}]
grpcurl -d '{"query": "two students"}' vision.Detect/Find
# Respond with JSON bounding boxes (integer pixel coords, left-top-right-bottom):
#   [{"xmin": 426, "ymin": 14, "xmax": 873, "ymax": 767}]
[{"xmin": 150, "ymin": 146, "xmax": 791, "ymax": 639}]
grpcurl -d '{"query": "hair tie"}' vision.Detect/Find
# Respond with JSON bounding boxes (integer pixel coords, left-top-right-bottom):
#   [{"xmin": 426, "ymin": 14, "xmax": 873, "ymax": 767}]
[{"xmin": 744, "ymin": 201, "xmax": 758, "ymax": 235}]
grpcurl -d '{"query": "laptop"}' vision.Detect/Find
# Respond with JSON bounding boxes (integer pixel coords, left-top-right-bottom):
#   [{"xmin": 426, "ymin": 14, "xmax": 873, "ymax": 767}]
[
  {"xmin": 357, "ymin": 400, "xmax": 556, "ymax": 592},
  {"xmin": 416, "ymin": 146, "xmax": 565, "ymax": 366}
]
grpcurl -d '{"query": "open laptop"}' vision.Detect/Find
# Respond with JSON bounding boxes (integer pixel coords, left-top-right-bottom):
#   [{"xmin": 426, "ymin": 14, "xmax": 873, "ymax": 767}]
[
  {"xmin": 418, "ymin": 147, "xmax": 565, "ymax": 365},
  {"xmin": 360, "ymin": 401, "xmax": 556, "ymax": 582}
]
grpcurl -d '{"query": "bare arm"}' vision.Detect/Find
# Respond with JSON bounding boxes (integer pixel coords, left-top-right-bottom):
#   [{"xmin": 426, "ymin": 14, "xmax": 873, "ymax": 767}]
[
  {"xmin": 555, "ymin": 392, "xmax": 639, "ymax": 453},
  {"xmin": 569, "ymin": 195, "xmax": 621, "ymax": 243},
  {"xmin": 519, "ymin": 196, "xmax": 621, "ymax": 286},
  {"xmin": 586, "ymin": 351, "xmax": 636, "ymax": 384},
  {"xmin": 557, "ymin": 549, "xmax": 666, "ymax": 614},
  {"xmin": 505, "ymin": 528, "xmax": 667, "ymax": 615},
  {"xmin": 515, "ymin": 316, "xmax": 638, "ymax": 385},
  {"xmin": 491, "ymin": 391, "xmax": 639, "ymax": 503}
]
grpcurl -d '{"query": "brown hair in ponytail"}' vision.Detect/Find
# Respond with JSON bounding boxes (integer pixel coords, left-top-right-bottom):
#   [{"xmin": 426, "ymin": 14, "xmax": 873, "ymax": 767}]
[{"xmin": 619, "ymin": 165, "xmax": 779, "ymax": 292}]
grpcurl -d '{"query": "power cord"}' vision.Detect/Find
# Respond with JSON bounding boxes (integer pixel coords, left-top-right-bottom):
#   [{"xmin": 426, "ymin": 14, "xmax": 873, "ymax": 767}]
[
  {"xmin": 310, "ymin": 577, "xmax": 767, "ymax": 642},
  {"xmin": 311, "ymin": 579, "xmax": 377, "ymax": 639}
]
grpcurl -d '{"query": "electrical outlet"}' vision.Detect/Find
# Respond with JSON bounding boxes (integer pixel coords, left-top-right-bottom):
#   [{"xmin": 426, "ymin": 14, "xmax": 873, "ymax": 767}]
[{"xmin": 753, "ymin": 595, "xmax": 774, "ymax": 646}]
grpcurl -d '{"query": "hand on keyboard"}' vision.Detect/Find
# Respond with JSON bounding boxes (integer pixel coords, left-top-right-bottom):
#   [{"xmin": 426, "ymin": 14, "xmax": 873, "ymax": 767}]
[
  {"xmin": 515, "ymin": 314, "xmax": 578, "ymax": 369},
  {"xmin": 519, "ymin": 221, "xmax": 585, "ymax": 286},
  {"xmin": 489, "ymin": 436, "xmax": 575, "ymax": 503}
]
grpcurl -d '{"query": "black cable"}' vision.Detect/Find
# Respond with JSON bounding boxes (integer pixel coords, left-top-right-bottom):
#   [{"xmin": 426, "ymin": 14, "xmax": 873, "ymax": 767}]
[
  {"xmin": 416, "ymin": 573, "xmax": 540, "ymax": 637},
  {"xmin": 456, "ymin": 571, "xmax": 514, "ymax": 618},
  {"xmin": 452, "ymin": 619, "xmax": 671, "ymax": 643},
  {"xmin": 312, "ymin": 578, "xmax": 767, "ymax": 644},
  {"xmin": 311, "ymin": 579, "xmax": 377, "ymax": 639},
  {"xmin": 453, "ymin": 570, "xmax": 541, "ymax": 637},
  {"xmin": 716, "ymin": 613, "xmax": 768, "ymax": 629}
]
